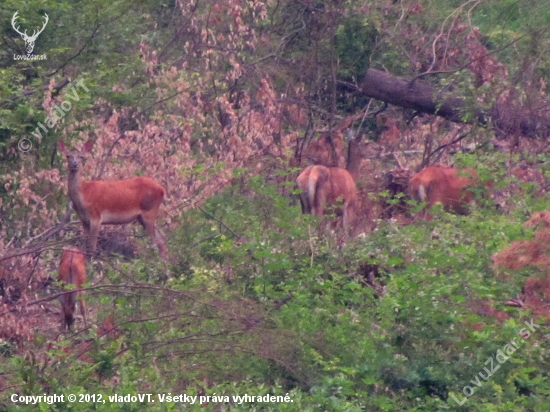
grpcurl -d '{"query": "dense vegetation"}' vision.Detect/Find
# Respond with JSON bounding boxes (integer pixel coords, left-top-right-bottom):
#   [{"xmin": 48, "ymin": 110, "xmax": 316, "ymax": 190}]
[{"xmin": 1, "ymin": 0, "xmax": 550, "ymax": 410}]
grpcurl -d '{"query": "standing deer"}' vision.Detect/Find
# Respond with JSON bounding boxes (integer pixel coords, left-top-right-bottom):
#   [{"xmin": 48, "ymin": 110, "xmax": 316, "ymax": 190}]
[
  {"xmin": 408, "ymin": 165, "xmax": 478, "ymax": 219},
  {"xmin": 296, "ymin": 134, "xmax": 363, "ymax": 230},
  {"xmin": 58, "ymin": 247, "xmax": 87, "ymax": 331},
  {"xmin": 57, "ymin": 140, "xmax": 167, "ymax": 257}
]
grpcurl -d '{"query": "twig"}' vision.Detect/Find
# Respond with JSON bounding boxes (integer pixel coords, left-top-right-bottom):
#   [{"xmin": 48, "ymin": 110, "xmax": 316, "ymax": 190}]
[
  {"xmin": 197, "ymin": 206, "xmax": 241, "ymax": 239},
  {"xmin": 22, "ymin": 214, "xmax": 73, "ymax": 247},
  {"xmin": 392, "ymin": 152, "xmax": 405, "ymax": 169},
  {"xmin": 47, "ymin": 21, "xmax": 101, "ymax": 77},
  {"xmin": 0, "ymin": 283, "xmax": 203, "ymax": 317},
  {"xmin": 21, "ymin": 79, "xmax": 70, "ymax": 97}
]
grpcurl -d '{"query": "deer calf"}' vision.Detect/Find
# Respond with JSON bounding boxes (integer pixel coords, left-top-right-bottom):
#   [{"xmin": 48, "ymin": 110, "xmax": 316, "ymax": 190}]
[{"xmin": 58, "ymin": 247, "xmax": 87, "ymax": 331}]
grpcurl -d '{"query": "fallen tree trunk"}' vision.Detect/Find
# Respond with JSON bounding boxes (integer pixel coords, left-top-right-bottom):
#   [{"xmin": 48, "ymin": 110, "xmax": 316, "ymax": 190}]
[{"xmin": 359, "ymin": 68, "xmax": 550, "ymax": 139}]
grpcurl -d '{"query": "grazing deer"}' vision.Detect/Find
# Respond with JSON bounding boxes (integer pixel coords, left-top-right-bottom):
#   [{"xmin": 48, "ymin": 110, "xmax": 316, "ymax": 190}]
[
  {"xmin": 57, "ymin": 140, "xmax": 167, "ymax": 257},
  {"xmin": 296, "ymin": 135, "xmax": 363, "ymax": 230},
  {"xmin": 58, "ymin": 247, "xmax": 87, "ymax": 331},
  {"xmin": 408, "ymin": 165, "xmax": 479, "ymax": 219}
]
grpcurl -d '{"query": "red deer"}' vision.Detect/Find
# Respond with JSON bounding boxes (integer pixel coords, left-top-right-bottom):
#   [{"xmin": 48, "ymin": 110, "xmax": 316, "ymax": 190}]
[
  {"xmin": 57, "ymin": 140, "xmax": 167, "ymax": 257},
  {"xmin": 58, "ymin": 247, "xmax": 87, "ymax": 331},
  {"xmin": 408, "ymin": 165, "xmax": 479, "ymax": 218},
  {"xmin": 296, "ymin": 135, "xmax": 363, "ymax": 230}
]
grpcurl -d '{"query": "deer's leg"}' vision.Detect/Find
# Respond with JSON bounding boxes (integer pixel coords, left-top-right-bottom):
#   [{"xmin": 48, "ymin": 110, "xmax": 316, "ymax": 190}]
[
  {"xmin": 139, "ymin": 215, "xmax": 167, "ymax": 258},
  {"xmin": 299, "ymin": 192, "xmax": 310, "ymax": 214},
  {"xmin": 343, "ymin": 202, "xmax": 352, "ymax": 233},
  {"xmin": 88, "ymin": 221, "xmax": 100, "ymax": 255},
  {"xmin": 155, "ymin": 228, "xmax": 167, "ymax": 258},
  {"xmin": 313, "ymin": 184, "xmax": 325, "ymax": 218},
  {"xmin": 78, "ymin": 294, "xmax": 87, "ymax": 328}
]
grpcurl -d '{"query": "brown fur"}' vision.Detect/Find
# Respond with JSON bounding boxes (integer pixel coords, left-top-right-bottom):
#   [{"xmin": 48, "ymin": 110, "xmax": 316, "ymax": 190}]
[
  {"xmin": 296, "ymin": 165, "xmax": 357, "ymax": 228},
  {"xmin": 57, "ymin": 140, "xmax": 167, "ymax": 257},
  {"xmin": 296, "ymin": 137, "xmax": 362, "ymax": 230},
  {"xmin": 58, "ymin": 247, "xmax": 87, "ymax": 331},
  {"xmin": 408, "ymin": 166, "xmax": 478, "ymax": 219}
]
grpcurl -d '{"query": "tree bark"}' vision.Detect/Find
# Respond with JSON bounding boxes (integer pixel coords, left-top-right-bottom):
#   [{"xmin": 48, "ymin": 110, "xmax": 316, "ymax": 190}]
[
  {"xmin": 360, "ymin": 68, "xmax": 486, "ymax": 123},
  {"xmin": 359, "ymin": 68, "xmax": 550, "ymax": 139}
]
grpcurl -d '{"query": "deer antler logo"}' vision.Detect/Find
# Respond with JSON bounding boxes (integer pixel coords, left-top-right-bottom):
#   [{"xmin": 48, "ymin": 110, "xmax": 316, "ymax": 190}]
[{"xmin": 11, "ymin": 11, "xmax": 49, "ymax": 55}]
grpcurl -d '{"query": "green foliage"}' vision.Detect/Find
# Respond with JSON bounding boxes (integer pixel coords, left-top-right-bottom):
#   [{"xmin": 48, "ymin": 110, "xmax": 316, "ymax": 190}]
[
  {"xmin": 0, "ymin": 0, "xmax": 174, "ymax": 170},
  {"xmin": 3, "ymin": 1, "xmax": 550, "ymax": 411},
  {"xmin": 3, "ymin": 159, "xmax": 550, "ymax": 410},
  {"xmin": 335, "ymin": 16, "xmax": 375, "ymax": 81}
]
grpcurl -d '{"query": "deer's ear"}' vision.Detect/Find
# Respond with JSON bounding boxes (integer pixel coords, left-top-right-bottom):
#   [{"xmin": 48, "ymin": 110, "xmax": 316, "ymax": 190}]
[
  {"xmin": 57, "ymin": 140, "xmax": 68, "ymax": 154},
  {"xmin": 83, "ymin": 140, "xmax": 94, "ymax": 153}
]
